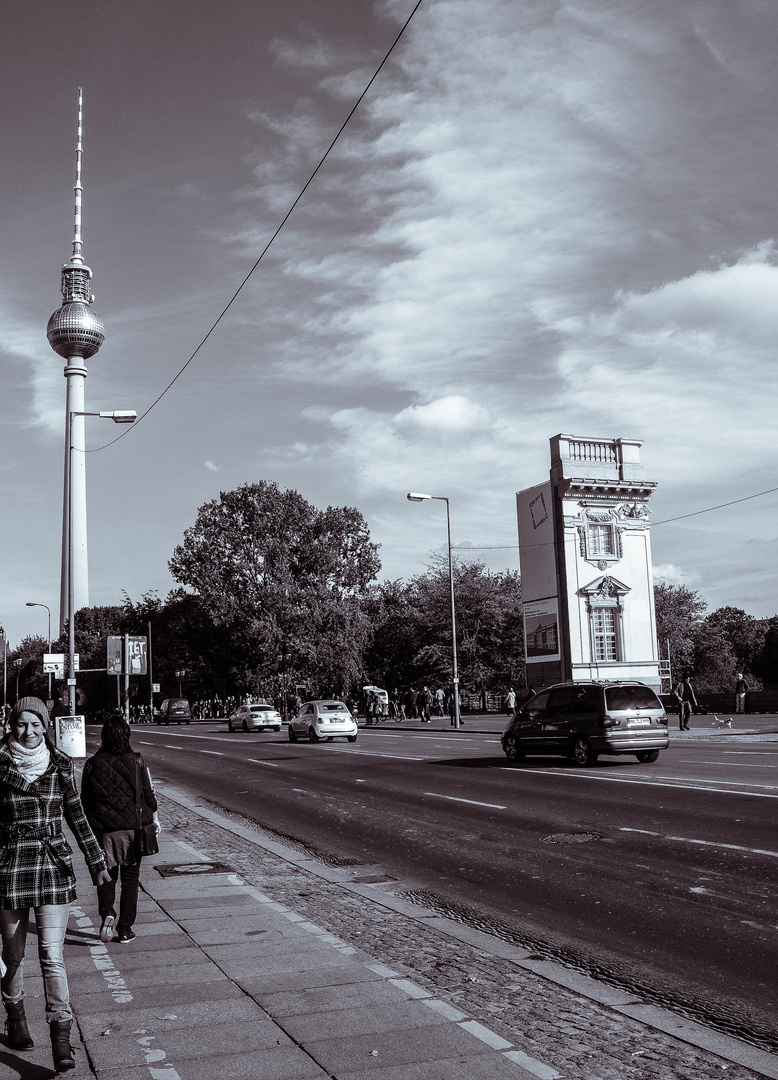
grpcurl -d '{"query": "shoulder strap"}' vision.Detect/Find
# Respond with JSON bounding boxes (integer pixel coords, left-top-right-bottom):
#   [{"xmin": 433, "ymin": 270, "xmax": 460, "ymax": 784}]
[{"xmin": 133, "ymin": 752, "xmax": 143, "ymax": 827}]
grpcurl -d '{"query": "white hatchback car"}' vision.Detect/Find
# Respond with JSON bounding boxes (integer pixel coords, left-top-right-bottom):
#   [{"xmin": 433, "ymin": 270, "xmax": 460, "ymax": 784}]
[
  {"xmin": 227, "ymin": 703, "xmax": 283, "ymax": 732},
  {"xmin": 289, "ymin": 700, "xmax": 358, "ymax": 743}
]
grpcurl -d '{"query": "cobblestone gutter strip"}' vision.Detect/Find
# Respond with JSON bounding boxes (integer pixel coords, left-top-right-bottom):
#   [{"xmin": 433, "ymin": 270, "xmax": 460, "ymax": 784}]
[{"xmin": 154, "ymin": 784, "xmax": 777, "ymax": 1080}]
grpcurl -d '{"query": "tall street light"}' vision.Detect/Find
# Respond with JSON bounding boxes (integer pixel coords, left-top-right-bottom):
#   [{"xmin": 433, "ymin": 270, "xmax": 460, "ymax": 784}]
[
  {"xmin": 406, "ymin": 492, "xmax": 462, "ymax": 729},
  {"xmin": 26, "ymin": 602, "xmax": 52, "ymax": 703},
  {"xmin": 65, "ymin": 410, "xmax": 136, "ymax": 713}
]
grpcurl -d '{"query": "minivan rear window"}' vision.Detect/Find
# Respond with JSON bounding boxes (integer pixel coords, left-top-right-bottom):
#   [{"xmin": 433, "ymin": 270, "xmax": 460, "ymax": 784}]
[{"xmin": 605, "ymin": 686, "xmax": 662, "ymax": 711}]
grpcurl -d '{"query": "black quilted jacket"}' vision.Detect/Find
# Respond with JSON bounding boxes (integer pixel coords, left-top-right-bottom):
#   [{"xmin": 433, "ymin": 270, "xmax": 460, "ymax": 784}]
[{"xmin": 80, "ymin": 750, "xmax": 157, "ymax": 833}]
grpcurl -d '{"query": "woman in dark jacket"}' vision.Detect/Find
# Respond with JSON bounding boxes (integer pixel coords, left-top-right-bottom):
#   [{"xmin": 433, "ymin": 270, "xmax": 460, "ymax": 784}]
[
  {"xmin": 0, "ymin": 696, "xmax": 109, "ymax": 1072},
  {"xmin": 80, "ymin": 713, "xmax": 158, "ymax": 946}
]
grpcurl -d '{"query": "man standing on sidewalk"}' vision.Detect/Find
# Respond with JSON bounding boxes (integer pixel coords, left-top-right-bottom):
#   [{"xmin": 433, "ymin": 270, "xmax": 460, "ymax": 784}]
[{"xmin": 734, "ymin": 673, "xmax": 748, "ymax": 714}]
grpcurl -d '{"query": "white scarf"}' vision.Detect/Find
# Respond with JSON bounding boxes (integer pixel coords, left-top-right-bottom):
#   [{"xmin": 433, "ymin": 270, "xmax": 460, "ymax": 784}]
[{"xmin": 8, "ymin": 736, "xmax": 51, "ymax": 783}]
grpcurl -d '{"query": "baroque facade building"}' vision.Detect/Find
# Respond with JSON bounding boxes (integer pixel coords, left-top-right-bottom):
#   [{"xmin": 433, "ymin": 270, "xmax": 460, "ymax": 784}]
[{"xmin": 517, "ymin": 434, "xmax": 660, "ymax": 690}]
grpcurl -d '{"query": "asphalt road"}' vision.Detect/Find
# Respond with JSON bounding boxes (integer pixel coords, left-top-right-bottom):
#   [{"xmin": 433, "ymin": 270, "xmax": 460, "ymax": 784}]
[{"xmin": 93, "ymin": 721, "xmax": 778, "ymax": 1040}]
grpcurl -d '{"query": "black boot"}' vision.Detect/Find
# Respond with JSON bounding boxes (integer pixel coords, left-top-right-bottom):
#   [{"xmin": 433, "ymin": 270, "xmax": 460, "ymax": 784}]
[
  {"xmin": 4, "ymin": 1000, "xmax": 34, "ymax": 1050},
  {"xmin": 50, "ymin": 1020, "xmax": 75, "ymax": 1072}
]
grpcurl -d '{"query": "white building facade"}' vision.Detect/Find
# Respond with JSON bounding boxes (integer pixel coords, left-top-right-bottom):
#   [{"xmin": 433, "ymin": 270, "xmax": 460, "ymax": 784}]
[{"xmin": 517, "ymin": 434, "xmax": 660, "ymax": 691}]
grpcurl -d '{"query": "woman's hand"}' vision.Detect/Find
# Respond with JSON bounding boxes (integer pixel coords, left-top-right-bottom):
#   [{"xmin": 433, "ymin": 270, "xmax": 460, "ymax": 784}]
[{"xmin": 93, "ymin": 869, "xmax": 112, "ymax": 886}]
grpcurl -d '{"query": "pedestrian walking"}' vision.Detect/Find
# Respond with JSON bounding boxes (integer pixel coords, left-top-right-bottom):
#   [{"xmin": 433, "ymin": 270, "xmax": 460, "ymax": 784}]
[
  {"xmin": 0, "ymin": 696, "xmax": 110, "ymax": 1072},
  {"xmin": 734, "ymin": 673, "xmax": 748, "ymax": 715},
  {"xmin": 504, "ymin": 687, "xmax": 517, "ymax": 717},
  {"xmin": 405, "ymin": 687, "xmax": 417, "ymax": 720},
  {"xmin": 673, "ymin": 677, "xmax": 697, "ymax": 730},
  {"xmin": 434, "ymin": 687, "xmax": 444, "ymax": 716},
  {"xmin": 80, "ymin": 713, "xmax": 159, "ymax": 948},
  {"xmin": 421, "ymin": 686, "xmax": 433, "ymax": 723}
]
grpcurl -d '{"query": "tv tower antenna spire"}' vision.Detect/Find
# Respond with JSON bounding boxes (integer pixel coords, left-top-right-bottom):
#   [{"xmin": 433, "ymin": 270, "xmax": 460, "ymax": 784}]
[{"xmin": 47, "ymin": 88, "xmax": 106, "ymax": 638}]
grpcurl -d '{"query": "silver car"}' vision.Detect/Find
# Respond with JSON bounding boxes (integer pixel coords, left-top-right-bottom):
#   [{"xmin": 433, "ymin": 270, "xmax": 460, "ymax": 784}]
[
  {"xmin": 288, "ymin": 700, "xmax": 358, "ymax": 743},
  {"xmin": 227, "ymin": 703, "xmax": 283, "ymax": 732}
]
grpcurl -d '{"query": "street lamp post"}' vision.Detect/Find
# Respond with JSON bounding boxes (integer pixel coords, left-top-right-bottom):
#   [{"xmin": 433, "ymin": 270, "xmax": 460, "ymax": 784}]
[
  {"xmin": 26, "ymin": 602, "xmax": 52, "ymax": 703},
  {"xmin": 0, "ymin": 627, "xmax": 6, "ymax": 714},
  {"xmin": 65, "ymin": 410, "xmax": 136, "ymax": 713},
  {"xmin": 406, "ymin": 492, "xmax": 462, "ymax": 729},
  {"xmin": 175, "ymin": 670, "xmax": 186, "ymax": 698}
]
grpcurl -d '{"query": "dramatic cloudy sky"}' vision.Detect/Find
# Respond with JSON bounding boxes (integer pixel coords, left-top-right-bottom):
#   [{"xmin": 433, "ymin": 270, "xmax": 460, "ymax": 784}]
[{"xmin": 2, "ymin": 0, "xmax": 778, "ymax": 644}]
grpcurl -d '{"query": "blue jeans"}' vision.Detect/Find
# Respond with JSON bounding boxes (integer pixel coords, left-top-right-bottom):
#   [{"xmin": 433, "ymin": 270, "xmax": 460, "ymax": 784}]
[{"xmin": 0, "ymin": 904, "xmax": 72, "ymax": 1022}]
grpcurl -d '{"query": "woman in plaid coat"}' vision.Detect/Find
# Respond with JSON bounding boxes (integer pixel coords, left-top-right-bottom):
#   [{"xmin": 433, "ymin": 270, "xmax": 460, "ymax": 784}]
[{"xmin": 0, "ymin": 696, "xmax": 109, "ymax": 1072}]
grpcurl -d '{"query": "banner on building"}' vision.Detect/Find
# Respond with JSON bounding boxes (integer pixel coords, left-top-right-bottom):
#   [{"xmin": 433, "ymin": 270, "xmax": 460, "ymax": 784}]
[{"xmin": 523, "ymin": 597, "xmax": 561, "ymax": 663}]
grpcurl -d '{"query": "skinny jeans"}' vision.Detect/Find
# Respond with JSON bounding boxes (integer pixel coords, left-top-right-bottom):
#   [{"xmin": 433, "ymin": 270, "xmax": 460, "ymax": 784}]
[
  {"xmin": 0, "ymin": 903, "xmax": 72, "ymax": 1022},
  {"xmin": 97, "ymin": 861, "xmax": 141, "ymax": 931}
]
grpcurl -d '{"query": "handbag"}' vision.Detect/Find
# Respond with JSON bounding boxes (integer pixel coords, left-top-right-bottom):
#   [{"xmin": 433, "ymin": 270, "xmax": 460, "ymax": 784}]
[{"xmin": 134, "ymin": 754, "xmax": 159, "ymax": 857}]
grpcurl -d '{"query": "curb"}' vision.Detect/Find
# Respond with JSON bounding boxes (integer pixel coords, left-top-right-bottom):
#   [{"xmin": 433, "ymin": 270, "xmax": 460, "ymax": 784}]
[{"xmin": 159, "ymin": 783, "xmax": 778, "ymax": 1079}]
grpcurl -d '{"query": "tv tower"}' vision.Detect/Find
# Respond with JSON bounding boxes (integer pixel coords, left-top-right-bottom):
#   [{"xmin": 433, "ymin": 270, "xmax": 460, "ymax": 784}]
[{"xmin": 47, "ymin": 89, "xmax": 105, "ymax": 631}]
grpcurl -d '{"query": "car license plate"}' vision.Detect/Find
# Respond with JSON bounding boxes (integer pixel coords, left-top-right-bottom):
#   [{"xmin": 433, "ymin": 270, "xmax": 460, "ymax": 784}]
[{"xmin": 630, "ymin": 718, "xmax": 651, "ymax": 726}]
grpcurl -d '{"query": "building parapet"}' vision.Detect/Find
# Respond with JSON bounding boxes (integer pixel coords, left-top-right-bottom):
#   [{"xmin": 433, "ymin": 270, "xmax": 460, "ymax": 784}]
[{"xmin": 550, "ymin": 433, "xmax": 646, "ymax": 483}]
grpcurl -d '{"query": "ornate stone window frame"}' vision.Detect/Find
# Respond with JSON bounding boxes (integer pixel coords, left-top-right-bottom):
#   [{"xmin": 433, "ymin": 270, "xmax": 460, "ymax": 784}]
[
  {"xmin": 579, "ymin": 575, "xmax": 631, "ymax": 664},
  {"xmin": 576, "ymin": 508, "xmax": 625, "ymax": 570}
]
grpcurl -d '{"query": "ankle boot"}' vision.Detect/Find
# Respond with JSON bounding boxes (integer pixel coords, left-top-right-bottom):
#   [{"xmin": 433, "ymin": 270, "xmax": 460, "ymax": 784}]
[
  {"xmin": 4, "ymin": 1000, "xmax": 34, "ymax": 1050},
  {"xmin": 50, "ymin": 1019, "xmax": 75, "ymax": 1072}
]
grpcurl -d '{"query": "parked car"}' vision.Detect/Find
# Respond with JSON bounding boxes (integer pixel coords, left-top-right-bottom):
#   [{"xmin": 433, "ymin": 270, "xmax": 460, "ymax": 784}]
[
  {"xmin": 156, "ymin": 698, "xmax": 191, "ymax": 726},
  {"xmin": 227, "ymin": 703, "xmax": 282, "ymax": 732},
  {"xmin": 288, "ymin": 700, "xmax": 358, "ymax": 743},
  {"xmin": 501, "ymin": 681, "xmax": 668, "ymax": 766}
]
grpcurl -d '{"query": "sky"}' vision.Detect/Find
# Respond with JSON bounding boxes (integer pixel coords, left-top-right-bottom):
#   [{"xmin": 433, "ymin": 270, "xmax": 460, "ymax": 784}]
[{"xmin": 2, "ymin": 0, "xmax": 778, "ymax": 646}]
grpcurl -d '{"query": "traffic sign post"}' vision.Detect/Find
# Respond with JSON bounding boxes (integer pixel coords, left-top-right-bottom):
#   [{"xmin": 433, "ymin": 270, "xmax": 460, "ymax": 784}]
[{"xmin": 43, "ymin": 653, "xmax": 79, "ymax": 679}]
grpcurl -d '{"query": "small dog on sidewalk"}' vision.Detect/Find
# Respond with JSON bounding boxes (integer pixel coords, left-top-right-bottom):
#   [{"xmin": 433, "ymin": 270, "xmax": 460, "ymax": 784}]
[{"xmin": 712, "ymin": 715, "xmax": 733, "ymax": 729}]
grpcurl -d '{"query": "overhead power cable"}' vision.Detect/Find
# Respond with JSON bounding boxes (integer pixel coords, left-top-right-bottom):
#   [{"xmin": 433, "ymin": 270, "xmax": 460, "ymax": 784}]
[{"xmin": 86, "ymin": 0, "xmax": 425, "ymax": 454}]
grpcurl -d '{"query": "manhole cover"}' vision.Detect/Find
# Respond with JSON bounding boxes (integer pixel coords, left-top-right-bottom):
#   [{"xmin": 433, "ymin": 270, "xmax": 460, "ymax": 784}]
[
  {"xmin": 542, "ymin": 832, "xmax": 601, "ymax": 844},
  {"xmin": 154, "ymin": 862, "xmax": 234, "ymax": 877}
]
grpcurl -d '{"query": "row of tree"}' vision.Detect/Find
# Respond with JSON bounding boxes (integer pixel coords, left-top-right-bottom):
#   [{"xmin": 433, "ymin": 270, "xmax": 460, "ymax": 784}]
[{"xmin": 6, "ymin": 482, "xmax": 778, "ymax": 711}]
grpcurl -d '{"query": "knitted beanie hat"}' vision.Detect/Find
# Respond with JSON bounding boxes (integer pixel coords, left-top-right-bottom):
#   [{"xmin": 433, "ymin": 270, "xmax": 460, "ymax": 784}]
[{"xmin": 10, "ymin": 696, "xmax": 50, "ymax": 727}]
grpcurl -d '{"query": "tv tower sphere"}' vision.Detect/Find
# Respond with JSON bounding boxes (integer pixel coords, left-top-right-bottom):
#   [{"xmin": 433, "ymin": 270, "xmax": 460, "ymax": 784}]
[{"xmin": 47, "ymin": 298, "xmax": 105, "ymax": 359}]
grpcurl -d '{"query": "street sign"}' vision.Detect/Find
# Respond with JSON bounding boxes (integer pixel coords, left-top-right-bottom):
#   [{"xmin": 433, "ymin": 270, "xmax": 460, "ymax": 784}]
[
  {"xmin": 43, "ymin": 653, "xmax": 79, "ymax": 676},
  {"xmin": 126, "ymin": 636, "xmax": 147, "ymax": 675},
  {"xmin": 107, "ymin": 637, "xmax": 122, "ymax": 674},
  {"xmin": 152, "ymin": 683, "xmax": 160, "ymax": 694},
  {"xmin": 54, "ymin": 715, "xmax": 86, "ymax": 757}
]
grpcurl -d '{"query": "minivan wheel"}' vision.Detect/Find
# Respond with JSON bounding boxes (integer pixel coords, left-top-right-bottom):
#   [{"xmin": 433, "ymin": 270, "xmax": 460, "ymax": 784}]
[
  {"xmin": 636, "ymin": 750, "xmax": 660, "ymax": 763},
  {"xmin": 288, "ymin": 725, "xmax": 297, "ymax": 742},
  {"xmin": 309, "ymin": 727, "xmax": 319, "ymax": 743},
  {"xmin": 572, "ymin": 737, "xmax": 598, "ymax": 767},
  {"xmin": 504, "ymin": 734, "xmax": 524, "ymax": 762}
]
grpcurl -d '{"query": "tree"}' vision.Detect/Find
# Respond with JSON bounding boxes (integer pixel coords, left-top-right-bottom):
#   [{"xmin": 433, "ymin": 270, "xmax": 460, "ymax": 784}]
[
  {"xmin": 365, "ymin": 560, "xmax": 524, "ymax": 695},
  {"xmin": 167, "ymin": 481, "xmax": 381, "ymax": 696},
  {"xmin": 690, "ymin": 622, "xmax": 737, "ymax": 692},
  {"xmin": 705, "ymin": 607, "xmax": 765, "ymax": 679},
  {"xmin": 755, "ymin": 616, "xmax": 778, "ymax": 688},
  {"xmin": 653, "ymin": 582, "xmax": 707, "ymax": 678},
  {"xmin": 9, "ymin": 635, "xmax": 48, "ymax": 703}
]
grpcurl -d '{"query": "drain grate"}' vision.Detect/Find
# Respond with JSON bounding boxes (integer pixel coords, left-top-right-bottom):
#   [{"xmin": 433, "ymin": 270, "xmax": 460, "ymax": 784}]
[
  {"xmin": 154, "ymin": 861, "xmax": 234, "ymax": 877},
  {"xmin": 543, "ymin": 832, "xmax": 601, "ymax": 844},
  {"xmin": 402, "ymin": 889, "xmax": 778, "ymax": 1054}
]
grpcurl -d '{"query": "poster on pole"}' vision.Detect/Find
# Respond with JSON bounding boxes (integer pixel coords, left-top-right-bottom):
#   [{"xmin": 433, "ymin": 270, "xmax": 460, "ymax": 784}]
[
  {"xmin": 523, "ymin": 598, "xmax": 561, "ymax": 663},
  {"xmin": 106, "ymin": 637, "xmax": 122, "ymax": 674},
  {"xmin": 54, "ymin": 715, "xmax": 86, "ymax": 758},
  {"xmin": 126, "ymin": 636, "xmax": 148, "ymax": 675}
]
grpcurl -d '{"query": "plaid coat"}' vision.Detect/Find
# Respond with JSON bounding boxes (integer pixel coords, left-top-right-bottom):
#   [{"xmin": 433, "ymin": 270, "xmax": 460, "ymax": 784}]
[{"xmin": 0, "ymin": 738, "xmax": 107, "ymax": 908}]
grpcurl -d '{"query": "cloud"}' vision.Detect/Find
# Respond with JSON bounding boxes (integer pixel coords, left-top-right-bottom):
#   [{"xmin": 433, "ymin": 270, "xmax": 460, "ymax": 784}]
[
  {"xmin": 204, "ymin": 460, "xmax": 220, "ymax": 472},
  {"xmin": 394, "ymin": 396, "xmax": 491, "ymax": 433},
  {"xmin": 653, "ymin": 564, "xmax": 701, "ymax": 587}
]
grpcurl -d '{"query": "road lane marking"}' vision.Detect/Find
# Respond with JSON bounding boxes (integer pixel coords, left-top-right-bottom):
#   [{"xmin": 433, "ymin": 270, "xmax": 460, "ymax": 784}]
[
  {"xmin": 679, "ymin": 760, "xmax": 777, "ymax": 768},
  {"xmin": 199, "ymin": 750, "xmax": 223, "ymax": 755},
  {"xmin": 246, "ymin": 758, "xmax": 279, "ymax": 767},
  {"xmin": 506, "ymin": 768, "xmax": 778, "ymax": 798},
  {"xmin": 322, "ymin": 747, "xmax": 425, "ymax": 761},
  {"xmin": 424, "ymin": 792, "xmax": 506, "ymax": 809},
  {"xmin": 723, "ymin": 751, "xmax": 778, "ymax": 756},
  {"xmin": 619, "ymin": 828, "xmax": 778, "ymax": 859}
]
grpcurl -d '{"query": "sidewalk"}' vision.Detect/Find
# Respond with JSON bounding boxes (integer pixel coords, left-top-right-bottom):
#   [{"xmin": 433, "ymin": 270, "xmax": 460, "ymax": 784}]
[
  {"xmin": 356, "ymin": 713, "xmax": 778, "ymax": 738},
  {"xmin": 15, "ymin": 832, "xmax": 555, "ymax": 1079}
]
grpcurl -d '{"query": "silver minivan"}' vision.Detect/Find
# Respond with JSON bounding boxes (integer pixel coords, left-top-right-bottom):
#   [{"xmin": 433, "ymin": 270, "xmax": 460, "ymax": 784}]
[{"xmin": 501, "ymin": 681, "xmax": 668, "ymax": 766}]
